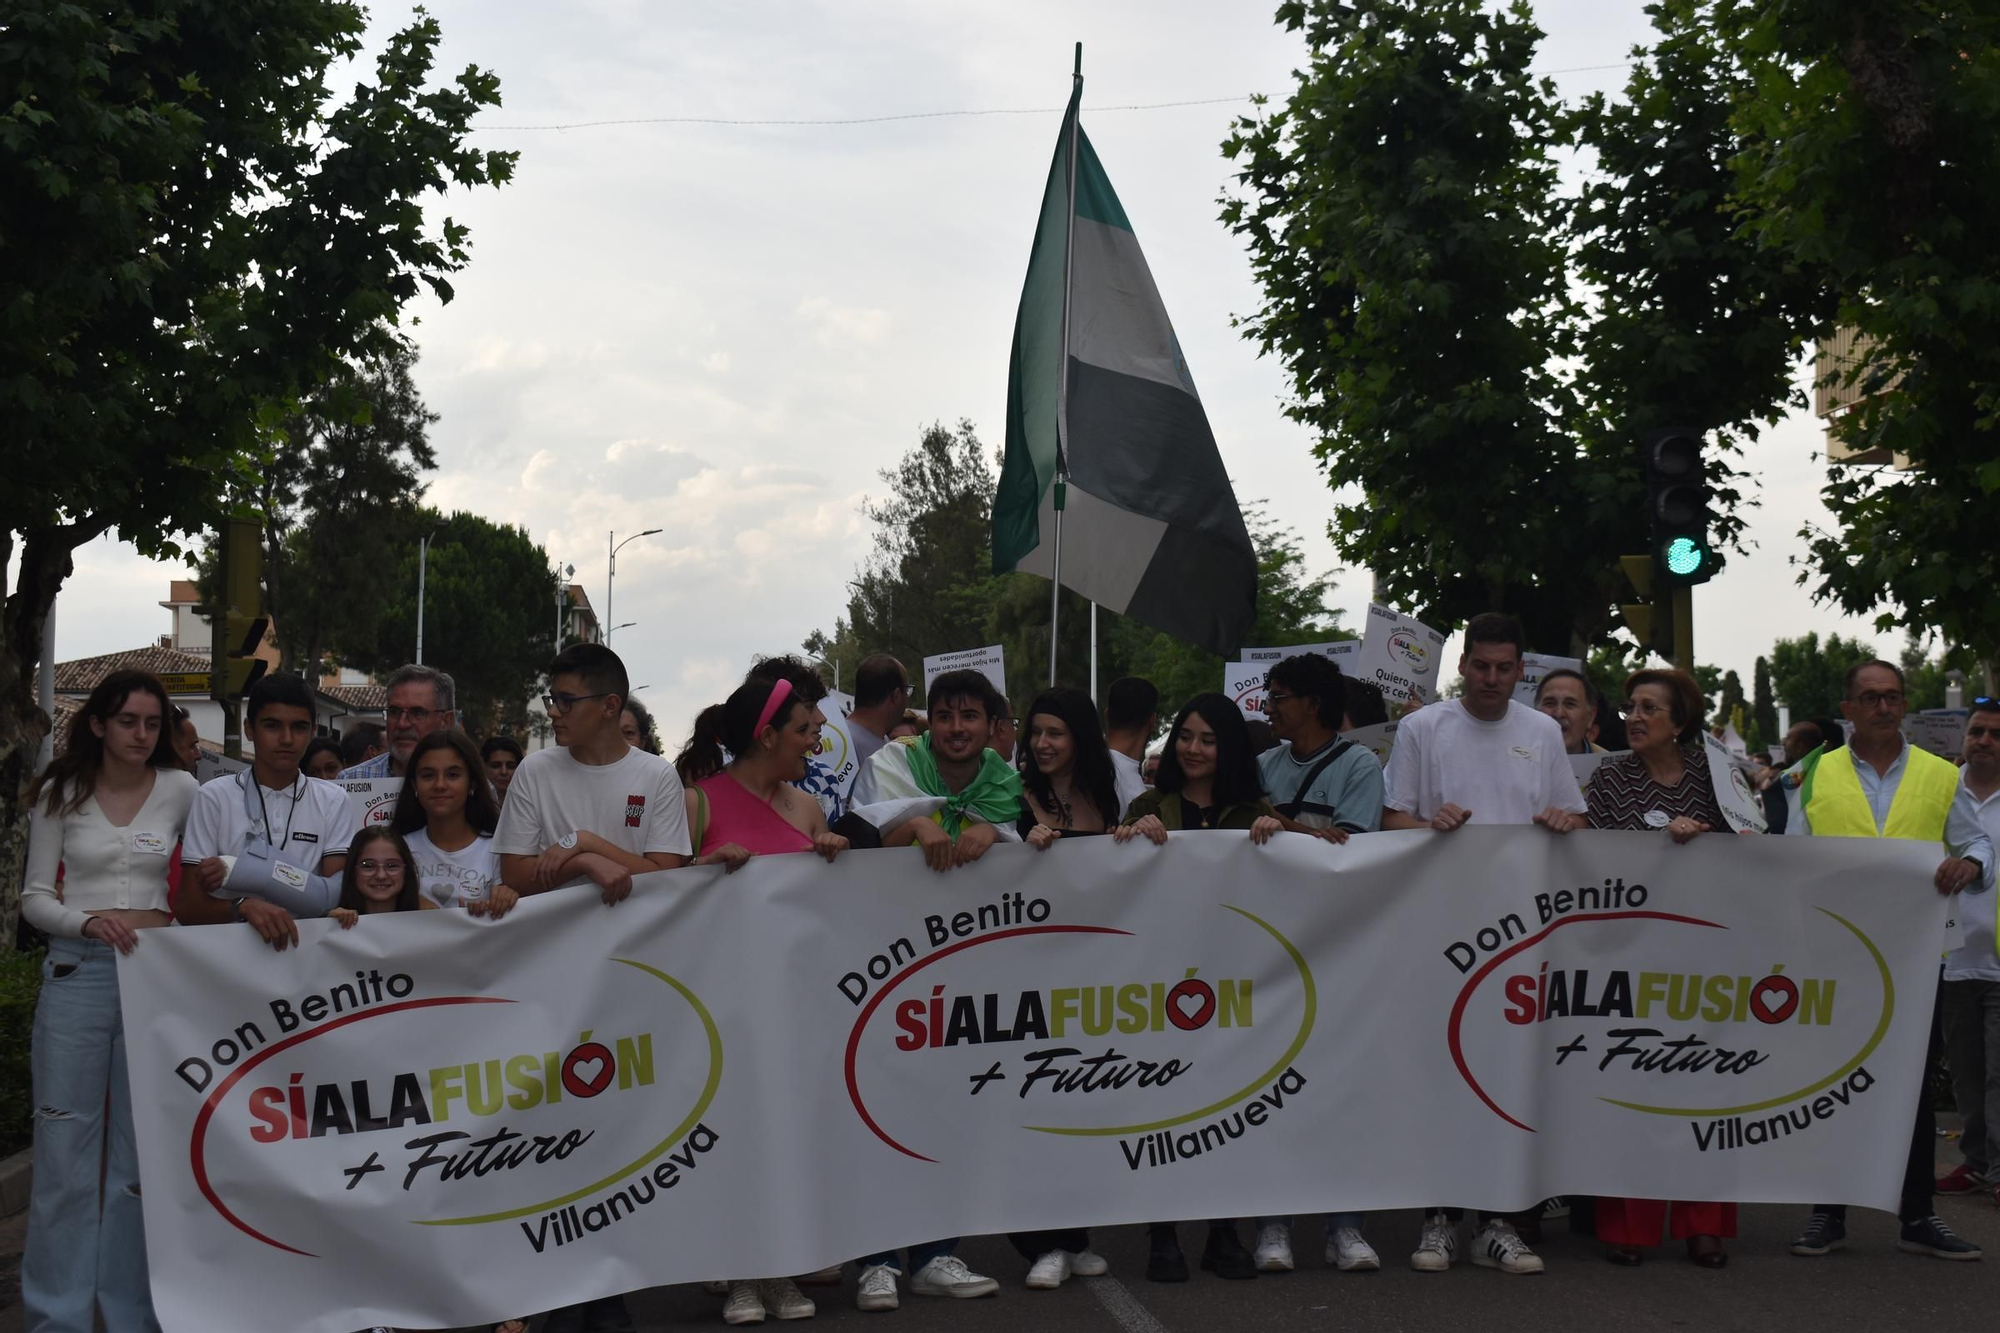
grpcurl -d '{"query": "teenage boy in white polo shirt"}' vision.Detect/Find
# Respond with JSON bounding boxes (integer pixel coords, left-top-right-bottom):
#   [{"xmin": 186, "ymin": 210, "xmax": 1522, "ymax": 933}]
[{"xmin": 178, "ymin": 674, "xmax": 358, "ymax": 951}]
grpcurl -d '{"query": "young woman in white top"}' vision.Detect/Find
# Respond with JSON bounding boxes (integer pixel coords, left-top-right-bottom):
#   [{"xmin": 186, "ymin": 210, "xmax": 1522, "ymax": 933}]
[
  {"xmin": 389, "ymin": 730, "xmax": 517, "ymax": 919},
  {"xmin": 21, "ymin": 669, "xmax": 198, "ymax": 1332}
]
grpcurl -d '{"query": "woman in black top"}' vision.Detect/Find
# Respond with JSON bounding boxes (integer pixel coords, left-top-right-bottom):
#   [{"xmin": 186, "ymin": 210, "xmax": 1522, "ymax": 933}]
[{"xmin": 1016, "ymin": 687, "xmax": 1121, "ymax": 847}]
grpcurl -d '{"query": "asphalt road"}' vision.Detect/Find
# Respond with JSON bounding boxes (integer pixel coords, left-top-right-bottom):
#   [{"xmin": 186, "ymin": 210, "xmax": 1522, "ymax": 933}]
[{"xmin": 1, "ymin": 1129, "xmax": 1995, "ymax": 1332}]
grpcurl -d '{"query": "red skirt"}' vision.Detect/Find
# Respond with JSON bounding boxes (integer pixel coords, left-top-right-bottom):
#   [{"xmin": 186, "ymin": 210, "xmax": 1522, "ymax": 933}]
[{"xmin": 1595, "ymin": 1197, "xmax": 1737, "ymax": 1245}]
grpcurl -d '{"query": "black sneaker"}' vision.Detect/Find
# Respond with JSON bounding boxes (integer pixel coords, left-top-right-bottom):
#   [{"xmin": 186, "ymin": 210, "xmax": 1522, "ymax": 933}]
[
  {"xmin": 1146, "ymin": 1227, "xmax": 1189, "ymax": 1283},
  {"xmin": 1200, "ymin": 1226, "xmax": 1259, "ymax": 1280},
  {"xmin": 1789, "ymin": 1212, "xmax": 1847, "ymax": 1256},
  {"xmin": 1897, "ymin": 1215, "xmax": 1982, "ymax": 1261}
]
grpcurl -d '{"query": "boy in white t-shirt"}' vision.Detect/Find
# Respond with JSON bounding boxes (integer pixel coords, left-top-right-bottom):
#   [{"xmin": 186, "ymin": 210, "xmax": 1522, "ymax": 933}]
[
  {"xmin": 1381, "ymin": 613, "xmax": 1585, "ymax": 1279},
  {"xmin": 494, "ymin": 644, "xmax": 691, "ymax": 903}
]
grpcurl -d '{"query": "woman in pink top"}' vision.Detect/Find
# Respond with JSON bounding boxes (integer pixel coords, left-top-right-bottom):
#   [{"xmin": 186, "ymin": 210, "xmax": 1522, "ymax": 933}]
[
  {"xmin": 681, "ymin": 676, "xmax": 849, "ymax": 869},
  {"xmin": 677, "ymin": 676, "xmax": 847, "ymax": 1323}
]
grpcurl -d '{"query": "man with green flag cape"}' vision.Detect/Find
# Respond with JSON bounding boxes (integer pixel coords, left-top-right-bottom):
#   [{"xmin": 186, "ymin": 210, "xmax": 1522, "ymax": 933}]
[{"xmin": 851, "ymin": 669, "xmax": 1025, "ymax": 869}]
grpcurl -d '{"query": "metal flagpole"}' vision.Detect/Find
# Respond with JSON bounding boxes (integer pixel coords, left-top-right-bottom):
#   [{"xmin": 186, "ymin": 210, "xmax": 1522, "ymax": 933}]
[{"xmin": 1050, "ymin": 41, "xmax": 1082, "ymax": 687}]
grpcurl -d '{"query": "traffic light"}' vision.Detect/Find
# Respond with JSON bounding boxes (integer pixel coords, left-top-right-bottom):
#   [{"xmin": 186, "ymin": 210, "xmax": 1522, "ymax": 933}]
[
  {"xmin": 1619, "ymin": 554, "xmax": 1674, "ymax": 662},
  {"xmin": 1640, "ymin": 427, "xmax": 1721, "ymax": 587},
  {"xmin": 211, "ymin": 518, "xmax": 269, "ymax": 701}
]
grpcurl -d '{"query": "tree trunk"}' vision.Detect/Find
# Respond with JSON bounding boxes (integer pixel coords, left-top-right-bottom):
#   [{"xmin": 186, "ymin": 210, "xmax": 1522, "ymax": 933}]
[{"xmin": 0, "ymin": 519, "xmax": 112, "ymax": 950}]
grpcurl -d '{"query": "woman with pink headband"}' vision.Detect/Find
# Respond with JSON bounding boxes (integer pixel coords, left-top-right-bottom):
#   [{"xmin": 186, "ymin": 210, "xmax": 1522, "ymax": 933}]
[{"xmin": 676, "ymin": 675, "xmax": 848, "ymax": 1323}]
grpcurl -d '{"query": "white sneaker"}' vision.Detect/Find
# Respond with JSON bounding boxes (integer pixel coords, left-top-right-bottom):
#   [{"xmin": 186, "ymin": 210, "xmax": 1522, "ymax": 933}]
[
  {"xmin": 1471, "ymin": 1220, "xmax": 1545, "ymax": 1274},
  {"xmin": 1025, "ymin": 1250, "xmax": 1071, "ymax": 1289},
  {"xmin": 760, "ymin": 1277, "xmax": 816, "ymax": 1320},
  {"xmin": 1410, "ymin": 1214, "xmax": 1457, "ymax": 1272},
  {"xmin": 1328, "ymin": 1227, "xmax": 1381, "ymax": 1272},
  {"xmin": 1071, "ymin": 1248, "xmax": 1109, "ymax": 1277},
  {"xmin": 1254, "ymin": 1222, "xmax": 1295, "ymax": 1272},
  {"xmin": 724, "ymin": 1280, "xmax": 768, "ymax": 1324},
  {"xmin": 855, "ymin": 1264, "xmax": 900, "ymax": 1312},
  {"xmin": 909, "ymin": 1254, "xmax": 999, "ymax": 1299}
]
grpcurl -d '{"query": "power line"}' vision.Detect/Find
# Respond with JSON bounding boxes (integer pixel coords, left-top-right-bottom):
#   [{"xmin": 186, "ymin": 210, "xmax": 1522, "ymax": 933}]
[{"xmin": 472, "ymin": 61, "xmax": 1635, "ymax": 134}]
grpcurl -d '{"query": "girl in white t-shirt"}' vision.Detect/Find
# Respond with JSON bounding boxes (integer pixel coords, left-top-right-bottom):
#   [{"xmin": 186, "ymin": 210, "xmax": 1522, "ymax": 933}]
[{"xmin": 389, "ymin": 731, "xmax": 517, "ymax": 919}]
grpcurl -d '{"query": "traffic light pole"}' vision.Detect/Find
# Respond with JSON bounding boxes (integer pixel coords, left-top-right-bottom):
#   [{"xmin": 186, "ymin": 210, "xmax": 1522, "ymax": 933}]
[{"xmin": 1672, "ymin": 587, "xmax": 1694, "ymax": 675}]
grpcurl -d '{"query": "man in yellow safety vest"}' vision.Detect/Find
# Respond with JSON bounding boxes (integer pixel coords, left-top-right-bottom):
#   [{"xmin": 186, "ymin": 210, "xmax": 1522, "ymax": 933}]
[{"xmin": 1787, "ymin": 660, "xmax": 1993, "ymax": 1262}]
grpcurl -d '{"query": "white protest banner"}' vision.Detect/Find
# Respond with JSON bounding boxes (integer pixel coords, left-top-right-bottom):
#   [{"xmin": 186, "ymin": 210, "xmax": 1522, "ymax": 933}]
[
  {"xmin": 923, "ymin": 644, "xmax": 1007, "ymax": 699},
  {"xmin": 1226, "ymin": 660, "xmax": 1270, "ymax": 717},
  {"xmin": 1339, "ymin": 720, "xmax": 1399, "ymax": 767},
  {"xmin": 1703, "ymin": 732, "xmax": 1768, "ymax": 834},
  {"xmin": 1356, "ymin": 603, "xmax": 1447, "ymax": 705},
  {"xmin": 341, "ymin": 777, "xmax": 401, "ymax": 831},
  {"xmin": 122, "ymin": 829, "xmax": 1946, "ymax": 1333},
  {"xmin": 1514, "ymin": 652, "xmax": 1584, "ymax": 703},
  {"xmin": 1904, "ymin": 709, "xmax": 1969, "ymax": 760}
]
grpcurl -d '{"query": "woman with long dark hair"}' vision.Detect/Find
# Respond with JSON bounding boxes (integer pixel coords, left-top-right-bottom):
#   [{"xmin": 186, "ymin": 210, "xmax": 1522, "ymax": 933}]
[
  {"xmin": 389, "ymin": 731, "xmax": 514, "ymax": 918},
  {"xmin": 1113, "ymin": 692, "xmax": 1279, "ymax": 1283},
  {"xmin": 1116, "ymin": 692, "xmax": 1281, "ymax": 843},
  {"xmin": 1015, "ymin": 687, "xmax": 1121, "ymax": 850},
  {"xmin": 21, "ymin": 669, "xmax": 196, "ymax": 1331}
]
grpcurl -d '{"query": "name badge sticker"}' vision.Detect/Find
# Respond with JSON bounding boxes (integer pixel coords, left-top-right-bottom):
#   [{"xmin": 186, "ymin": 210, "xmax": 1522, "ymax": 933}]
[
  {"xmin": 271, "ymin": 861, "xmax": 309, "ymax": 892},
  {"xmin": 131, "ymin": 831, "xmax": 169, "ymax": 855}
]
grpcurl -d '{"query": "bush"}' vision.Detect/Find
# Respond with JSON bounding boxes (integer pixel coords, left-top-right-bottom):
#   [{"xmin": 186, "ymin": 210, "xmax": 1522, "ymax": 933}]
[{"xmin": 0, "ymin": 947, "xmax": 43, "ymax": 1157}]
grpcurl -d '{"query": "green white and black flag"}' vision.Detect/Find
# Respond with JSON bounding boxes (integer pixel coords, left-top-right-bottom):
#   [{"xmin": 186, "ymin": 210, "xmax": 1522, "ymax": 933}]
[{"xmin": 991, "ymin": 77, "xmax": 1256, "ymax": 658}]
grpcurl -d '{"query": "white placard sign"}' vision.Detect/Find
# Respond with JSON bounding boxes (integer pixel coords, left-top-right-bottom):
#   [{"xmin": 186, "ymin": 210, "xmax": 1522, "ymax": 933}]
[
  {"xmin": 119, "ymin": 829, "xmax": 1948, "ymax": 1333},
  {"xmin": 1339, "ymin": 720, "xmax": 1399, "ymax": 767},
  {"xmin": 1904, "ymin": 709, "xmax": 1969, "ymax": 760},
  {"xmin": 1570, "ymin": 749, "xmax": 1625, "ymax": 801},
  {"xmin": 1239, "ymin": 641, "xmax": 1358, "ymax": 666},
  {"xmin": 823, "ymin": 689, "xmax": 855, "ymax": 719},
  {"xmin": 923, "ymin": 645, "xmax": 1007, "ymax": 699},
  {"xmin": 1703, "ymin": 732, "xmax": 1768, "ymax": 834},
  {"xmin": 1356, "ymin": 603, "xmax": 1447, "ymax": 705},
  {"xmin": 1515, "ymin": 653, "xmax": 1585, "ymax": 703},
  {"xmin": 341, "ymin": 777, "xmax": 402, "ymax": 830},
  {"xmin": 1226, "ymin": 661, "xmax": 1271, "ymax": 718}
]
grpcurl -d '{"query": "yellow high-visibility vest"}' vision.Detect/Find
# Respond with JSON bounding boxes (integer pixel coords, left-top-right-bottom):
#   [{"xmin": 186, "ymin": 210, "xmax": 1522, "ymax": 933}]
[{"xmin": 1799, "ymin": 742, "xmax": 1958, "ymax": 843}]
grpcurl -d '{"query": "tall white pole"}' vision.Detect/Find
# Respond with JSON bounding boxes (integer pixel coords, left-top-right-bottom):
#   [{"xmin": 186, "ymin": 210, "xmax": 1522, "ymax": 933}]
[
  {"xmin": 415, "ymin": 535, "xmax": 429, "ymax": 664},
  {"xmin": 1050, "ymin": 42, "xmax": 1082, "ymax": 688},
  {"xmin": 606, "ymin": 529, "xmax": 615, "ymax": 644}
]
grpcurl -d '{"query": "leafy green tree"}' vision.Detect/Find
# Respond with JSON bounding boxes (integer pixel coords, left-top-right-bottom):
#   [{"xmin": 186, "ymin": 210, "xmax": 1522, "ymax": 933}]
[
  {"xmin": 344, "ymin": 509, "xmax": 559, "ymax": 739},
  {"xmin": 1221, "ymin": 0, "xmax": 1814, "ymax": 656},
  {"xmin": 1725, "ymin": 2, "xmax": 2000, "ymax": 674},
  {"xmin": 1768, "ymin": 632, "xmax": 1877, "ymax": 725},
  {"xmin": 197, "ymin": 338, "xmax": 439, "ymax": 676},
  {"xmin": 0, "ymin": 2, "xmax": 512, "ymax": 945},
  {"xmin": 1752, "ymin": 655, "xmax": 1779, "ymax": 752}
]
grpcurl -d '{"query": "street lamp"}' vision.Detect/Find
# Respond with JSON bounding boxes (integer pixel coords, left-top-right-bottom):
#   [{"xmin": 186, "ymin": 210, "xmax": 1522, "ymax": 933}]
[
  {"xmin": 608, "ymin": 622, "xmax": 637, "ymax": 639},
  {"xmin": 804, "ymin": 641, "xmax": 841, "ymax": 695},
  {"xmin": 607, "ymin": 528, "xmax": 662, "ymax": 644}
]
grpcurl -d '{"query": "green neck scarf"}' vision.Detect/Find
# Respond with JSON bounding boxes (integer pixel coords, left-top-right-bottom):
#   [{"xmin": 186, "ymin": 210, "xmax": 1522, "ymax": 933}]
[{"xmin": 904, "ymin": 734, "xmax": 1024, "ymax": 836}]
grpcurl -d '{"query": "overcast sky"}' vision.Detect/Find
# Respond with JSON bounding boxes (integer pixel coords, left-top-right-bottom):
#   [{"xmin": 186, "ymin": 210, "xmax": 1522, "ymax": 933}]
[{"xmin": 37, "ymin": 0, "xmax": 1893, "ymax": 745}]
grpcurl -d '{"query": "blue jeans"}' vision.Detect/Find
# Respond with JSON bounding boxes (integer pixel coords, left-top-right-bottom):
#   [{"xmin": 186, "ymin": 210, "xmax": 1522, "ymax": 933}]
[
  {"xmin": 860, "ymin": 1238, "xmax": 958, "ymax": 1272},
  {"xmin": 1256, "ymin": 1212, "xmax": 1365, "ymax": 1232},
  {"xmin": 23, "ymin": 937, "xmax": 160, "ymax": 1333}
]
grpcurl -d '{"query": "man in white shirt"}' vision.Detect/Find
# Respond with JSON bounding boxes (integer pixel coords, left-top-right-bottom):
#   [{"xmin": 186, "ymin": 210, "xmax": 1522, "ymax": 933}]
[
  {"xmin": 1382, "ymin": 613, "xmax": 1585, "ymax": 1277},
  {"xmin": 494, "ymin": 643, "xmax": 690, "ymax": 904},
  {"xmin": 846, "ymin": 653, "xmax": 912, "ymax": 772},
  {"xmin": 1940, "ymin": 699, "xmax": 2000, "ymax": 1209},
  {"xmin": 1103, "ymin": 676, "xmax": 1159, "ymax": 818},
  {"xmin": 179, "ymin": 674, "xmax": 358, "ymax": 950}
]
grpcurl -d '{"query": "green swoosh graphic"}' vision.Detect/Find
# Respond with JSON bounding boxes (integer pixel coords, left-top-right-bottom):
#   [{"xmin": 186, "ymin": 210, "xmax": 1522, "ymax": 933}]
[
  {"xmin": 1600, "ymin": 907, "xmax": 1895, "ymax": 1118},
  {"xmin": 417, "ymin": 957, "xmax": 724, "ymax": 1226},
  {"xmin": 1025, "ymin": 905, "xmax": 1316, "ymax": 1137}
]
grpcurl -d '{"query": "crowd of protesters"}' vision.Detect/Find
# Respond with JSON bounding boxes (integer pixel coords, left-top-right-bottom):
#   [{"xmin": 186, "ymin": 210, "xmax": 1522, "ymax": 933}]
[{"xmin": 18, "ymin": 614, "xmax": 2000, "ymax": 1329}]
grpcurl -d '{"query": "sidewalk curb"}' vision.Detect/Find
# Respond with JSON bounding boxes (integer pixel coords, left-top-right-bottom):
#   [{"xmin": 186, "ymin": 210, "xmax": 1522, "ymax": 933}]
[{"xmin": 0, "ymin": 1146, "xmax": 28, "ymax": 1217}]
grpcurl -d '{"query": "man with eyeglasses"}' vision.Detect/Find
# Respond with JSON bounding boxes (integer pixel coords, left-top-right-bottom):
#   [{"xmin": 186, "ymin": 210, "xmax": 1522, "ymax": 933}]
[
  {"xmin": 1938, "ymin": 697, "xmax": 2000, "ymax": 1211},
  {"xmin": 1789, "ymin": 660, "xmax": 1993, "ymax": 1262},
  {"xmin": 340, "ymin": 664, "xmax": 458, "ymax": 780}
]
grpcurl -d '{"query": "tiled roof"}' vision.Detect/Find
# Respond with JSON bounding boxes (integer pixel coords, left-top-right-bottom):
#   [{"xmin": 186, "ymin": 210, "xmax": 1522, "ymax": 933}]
[
  {"xmin": 53, "ymin": 645, "xmax": 214, "ymax": 694},
  {"xmin": 321, "ymin": 684, "xmax": 388, "ymax": 711}
]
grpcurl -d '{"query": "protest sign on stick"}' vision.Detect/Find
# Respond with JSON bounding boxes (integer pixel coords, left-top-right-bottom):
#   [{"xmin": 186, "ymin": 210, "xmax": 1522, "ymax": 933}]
[
  {"xmin": 922, "ymin": 645, "xmax": 1007, "ymax": 698},
  {"xmin": 1355, "ymin": 604, "xmax": 1446, "ymax": 705}
]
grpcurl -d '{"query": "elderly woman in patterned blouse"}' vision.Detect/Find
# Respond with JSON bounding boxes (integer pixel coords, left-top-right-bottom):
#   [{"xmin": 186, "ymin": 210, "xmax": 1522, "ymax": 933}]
[{"xmin": 1582, "ymin": 666, "xmax": 1737, "ymax": 1267}]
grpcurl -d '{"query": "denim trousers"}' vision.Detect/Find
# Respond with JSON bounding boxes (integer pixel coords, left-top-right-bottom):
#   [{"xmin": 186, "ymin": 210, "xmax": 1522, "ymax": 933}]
[
  {"xmin": 23, "ymin": 936, "xmax": 160, "ymax": 1333},
  {"xmin": 1942, "ymin": 978, "xmax": 2000, "ymax": 1176}
]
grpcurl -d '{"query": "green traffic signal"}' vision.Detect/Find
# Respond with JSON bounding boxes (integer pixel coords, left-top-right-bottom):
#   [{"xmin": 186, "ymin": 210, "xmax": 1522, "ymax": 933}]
[{"xmin": 1664, "ymin": 536, "xmax": 1704, "ymax": 577}]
